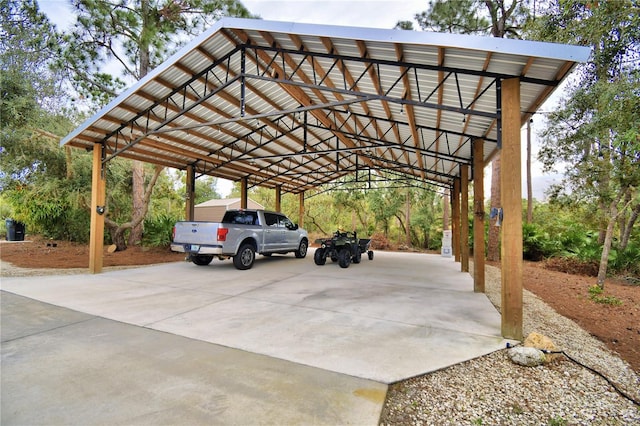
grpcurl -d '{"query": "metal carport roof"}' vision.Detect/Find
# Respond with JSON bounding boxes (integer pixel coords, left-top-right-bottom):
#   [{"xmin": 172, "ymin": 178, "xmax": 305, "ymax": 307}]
[{"xmin": 60, "ymin": 18, "xmax": 590, "ymax": 194}]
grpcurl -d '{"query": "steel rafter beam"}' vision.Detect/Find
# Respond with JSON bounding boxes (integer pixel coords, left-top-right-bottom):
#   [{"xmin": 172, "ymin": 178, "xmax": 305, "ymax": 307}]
[
  {"xmin": 244, "ymin": 42, "xmax": 562, "ymax": 88},
  {"xmin": 100, "ymin": 46, "xmax": 243, "ymax": 162},
  {"xmin": 303, "ymin": 122, "xmax": 472, "ymax": 165},
  {"xmin": 245, "ymin": 70, "xmax": 498, "ymax": 120},
  {"xmin": 231, "ymin": 29, "xmax": 374, "ymax": 174}
]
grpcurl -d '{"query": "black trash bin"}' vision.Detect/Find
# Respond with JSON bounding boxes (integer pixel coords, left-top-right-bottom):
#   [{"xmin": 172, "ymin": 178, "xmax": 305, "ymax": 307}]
[
  {"xmin": 14, "ymin": 221, "xmax": 25, "ymax": 241},
  {"xmin": 5, "ymin": 219, "xmax": 25, "ymax": 241}
]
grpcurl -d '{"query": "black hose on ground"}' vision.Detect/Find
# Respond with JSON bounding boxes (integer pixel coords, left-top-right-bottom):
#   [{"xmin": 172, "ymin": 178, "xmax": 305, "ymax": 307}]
[{"xmin": 505, "ymin": 343, "xmax": 640, "ymax": 407}]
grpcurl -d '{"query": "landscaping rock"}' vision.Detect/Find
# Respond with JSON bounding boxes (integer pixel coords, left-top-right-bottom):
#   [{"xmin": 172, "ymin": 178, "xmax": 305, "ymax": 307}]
[
  {"xmin": 524, "ymin": 331, "xmax": 560, "ymax": 363},
  {"xmin": 507, "ymin": 346, "xmax": 546, "ymax": 367}
]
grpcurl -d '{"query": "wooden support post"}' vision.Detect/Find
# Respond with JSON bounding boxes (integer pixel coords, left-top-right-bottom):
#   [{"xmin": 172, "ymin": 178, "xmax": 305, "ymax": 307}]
[
  {"xmin": 89, "ymin": 144, "xmax": 106, "ymax": 274},
  {"xmin": 240, "ymin": 177, "xmax": 248, "ymax": 209},
  {"xmin": 275, "ymin": 185, "xmax": 282, "ymax": 212},
  {"xmin": 500, "ymin": 78, "xmax": 523, "ymax": 340},
  {"xmin": 298, "ymin": 192, "xmax": 305, "ymax": 228},
  {"xmin": 473, "ymin": 139, "xmax": 486, "ymax": 293},
  {"xmin": 185, "ymin": 165, "xmax": 195, "ymax": 221},
  {"xmin": 452, "ymin": 179, "xmax": 460, "ymax": 262},
  {"xmin": 460, "ymin": 165, "xmax": 470, "ymax": 272}
]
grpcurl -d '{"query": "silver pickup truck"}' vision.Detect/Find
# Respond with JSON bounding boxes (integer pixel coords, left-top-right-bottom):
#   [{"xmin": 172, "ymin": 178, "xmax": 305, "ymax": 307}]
[{"xmin": 171, "ymin": 209, "xmax": 308, "ymax": 270}]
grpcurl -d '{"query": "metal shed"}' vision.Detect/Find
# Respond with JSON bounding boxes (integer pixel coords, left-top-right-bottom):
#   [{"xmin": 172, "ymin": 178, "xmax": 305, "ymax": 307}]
[
  {"xmin": 194, "ymin": 198, "xmax": 265, "ymax": 222},
  {"xmin": 60, "ymin": 18, "xmax": 591, "ymax": 339}
]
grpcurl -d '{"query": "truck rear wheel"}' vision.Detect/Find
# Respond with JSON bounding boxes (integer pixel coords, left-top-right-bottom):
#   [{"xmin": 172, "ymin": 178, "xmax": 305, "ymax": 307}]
[
  {"xmin": 192, "ymin": 254, "xmax": 213, "ymax": 266},
  {"xmin": 295, "ymin": 239, "xmax": 308, "ymax": 258},
  {"xmin": 233, "ymin": 243, "xmax": 255, "ymax": 270}
]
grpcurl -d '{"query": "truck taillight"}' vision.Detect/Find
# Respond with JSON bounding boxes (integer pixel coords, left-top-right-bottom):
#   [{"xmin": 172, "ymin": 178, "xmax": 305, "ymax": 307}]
[
  {"xmin": 172, "ymin": 226, "xmax": 176, "ymax": 241},
  {"xmin": 217, "ymin": 228, "xmax": 229, "ymax": 242}
]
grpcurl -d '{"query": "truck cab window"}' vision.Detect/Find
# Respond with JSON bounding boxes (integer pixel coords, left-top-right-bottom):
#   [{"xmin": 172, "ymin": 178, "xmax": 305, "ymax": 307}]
[{"xmin": 264, "ymin": 213, "xmax": 279, "ymax": 227}]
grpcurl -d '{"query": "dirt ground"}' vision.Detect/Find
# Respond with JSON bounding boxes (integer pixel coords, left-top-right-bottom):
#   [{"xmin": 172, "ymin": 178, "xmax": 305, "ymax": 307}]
[{"xmin": 1, "ymin": 236, "xmax": 638, "ymax": 372}]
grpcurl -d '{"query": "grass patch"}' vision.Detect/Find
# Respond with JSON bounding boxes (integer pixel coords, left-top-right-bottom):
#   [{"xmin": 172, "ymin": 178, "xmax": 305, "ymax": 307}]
[{"xmin": 588, "ymin": 285, "xmax": 623, "ymax": 306}]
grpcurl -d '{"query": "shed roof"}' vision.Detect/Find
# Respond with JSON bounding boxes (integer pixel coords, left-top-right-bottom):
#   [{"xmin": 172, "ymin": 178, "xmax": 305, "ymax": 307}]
[
  {"xmin": 61, "ymin": 18, "xmax": 590, "ymax": 194},
  {"xmin": 195, "ymin": 197, "xmax": 264, "ymax": 208}
]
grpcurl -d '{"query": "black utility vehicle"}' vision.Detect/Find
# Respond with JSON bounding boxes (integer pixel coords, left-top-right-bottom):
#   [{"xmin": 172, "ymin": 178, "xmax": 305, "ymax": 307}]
[{"xmin": 314, "ymin": 230, "xmax": 373, "ymax": 268}]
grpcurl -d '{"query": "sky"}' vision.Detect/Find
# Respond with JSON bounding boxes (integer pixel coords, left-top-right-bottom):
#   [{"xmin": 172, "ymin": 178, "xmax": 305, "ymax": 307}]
[{"xmin": 37, "ymin": 0, "xmax": 563, "ymax": 199}]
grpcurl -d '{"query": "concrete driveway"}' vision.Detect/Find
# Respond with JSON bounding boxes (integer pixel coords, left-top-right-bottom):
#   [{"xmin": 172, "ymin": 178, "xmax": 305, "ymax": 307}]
[{"xmin": 1, "ymin": 251, "xmax": 507, "ymax": 424}]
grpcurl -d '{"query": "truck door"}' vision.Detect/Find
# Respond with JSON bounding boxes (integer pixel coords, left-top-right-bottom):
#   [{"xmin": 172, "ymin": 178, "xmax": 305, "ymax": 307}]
[
  {"xmin": 263, "ymin": 212, "xmax": 283, "ymax": 251},
  {"xmin": 280, "ymin": 214, "xmax": 299, "ymax": 249}
]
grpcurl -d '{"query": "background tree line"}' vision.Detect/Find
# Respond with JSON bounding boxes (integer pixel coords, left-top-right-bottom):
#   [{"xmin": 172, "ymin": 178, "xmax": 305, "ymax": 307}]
[{"xmin": 1, "ymin": 0, "xmax": 638, "ymax": 285}]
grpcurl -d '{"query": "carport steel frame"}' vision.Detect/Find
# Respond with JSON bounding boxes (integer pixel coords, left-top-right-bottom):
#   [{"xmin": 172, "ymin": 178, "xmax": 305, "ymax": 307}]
[{"xmin": 64, "ymin": 19, "xmax": 591, "ymax": 341}]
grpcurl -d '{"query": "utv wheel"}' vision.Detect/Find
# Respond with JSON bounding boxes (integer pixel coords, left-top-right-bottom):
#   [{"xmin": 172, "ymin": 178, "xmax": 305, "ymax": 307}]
[
  {"xmin": 233, "ymin": 243, "xmax": 255, "ymax": 270},
  {"xmin": 314, "ymin": 248, "xmax": 326, "ymax": 265},
  {"xmin": 368, "ymin": 250, "xmax": 374, "ymax": 260},
  {"xmin": 353, "ymin": 250, "xmax": 362, "ymax": 264},
  {"xmin": 338, "ymin": 248, "xmax": 351, "ymax": 268},
  {"xmin": 192, "ymin": 254, "xmax": 213, "ymax": 266},
  {"xmin": 295, "ymin": 239, "xmax": 308, "ymax": 258}
]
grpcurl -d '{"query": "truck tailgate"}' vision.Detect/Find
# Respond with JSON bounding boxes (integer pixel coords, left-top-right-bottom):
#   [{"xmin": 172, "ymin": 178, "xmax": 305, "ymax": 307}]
[{"xmin": 173, "ymin": 221, "xmax": 220, "ymax": 244}]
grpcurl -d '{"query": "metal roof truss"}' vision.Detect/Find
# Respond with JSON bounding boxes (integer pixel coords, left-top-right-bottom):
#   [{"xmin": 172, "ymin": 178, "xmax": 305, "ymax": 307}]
[
  {"xmin": 62, "ymin": 19, "xmax": 589, "ymax": 197},
  {"xmin": 95, "ymin": 42, "xmax": 510, "ymax": 194}
]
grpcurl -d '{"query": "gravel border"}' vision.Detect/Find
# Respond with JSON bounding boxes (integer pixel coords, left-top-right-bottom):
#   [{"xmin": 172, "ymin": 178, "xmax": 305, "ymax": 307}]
[{"xmin": 380, "ymin": 264, "xmax": 640, "ymax": 425}]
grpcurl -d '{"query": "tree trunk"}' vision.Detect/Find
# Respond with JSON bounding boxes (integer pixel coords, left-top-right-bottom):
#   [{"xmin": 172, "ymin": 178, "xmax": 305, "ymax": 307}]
[
  {"xmin": 307, "ymin": 211, "xmax": 327, "ymax": 235},
  {"xmin": 128, "ymin": 160, "xmax": 145, "ymax": 246},
  {"xmin": 112, "ymin": 227, "xmax": 129, "ymax": 252},
  {"xmin": 405, "ymin": 190, "xmax": 411, "ymax": 246},
  {"xmin": 487, "ymin": 155, "xmax": 501, "ymax": 261},
  {"xmin": 526, "ymin": 119, "xmax": 533, "ymax": 223},
  {"xmin": 395, "ymin": 214, "xmax": 407, "ymax": 239},
  {"xmin": 128, "ymin": 0, "xmax": 151, "ymax": 247},
  {"xmin": 65, "ymin": 146, "xmax": 74, "ymax": 180},
  {"xmin": 597, "ymin": 200, "xmax": 608, "ymax": 244},
  {"xmin": 112, "ymin": 165, "xmax": 163, "ymax": 251},
  {"xmin": 620, "ymin": 203, "xmax": 640, "ymax": 250},
  {"xmin": 597, "ymin": 199, "xmax": 619, "ymax": 289}
]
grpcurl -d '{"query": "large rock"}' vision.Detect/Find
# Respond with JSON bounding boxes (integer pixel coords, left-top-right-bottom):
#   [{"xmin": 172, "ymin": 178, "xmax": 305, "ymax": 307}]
[
  {"xmin": 524, "ymin": 332, "xmax": 560, "ymax": 363},
  {"xmin": 507, "ymin": 346, "xmax": 546, "ymax": 367}
]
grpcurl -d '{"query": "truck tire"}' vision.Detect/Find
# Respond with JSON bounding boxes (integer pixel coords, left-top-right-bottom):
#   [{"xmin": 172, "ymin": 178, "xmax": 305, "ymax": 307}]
[
  {"xmin": 314, "ymin": 248, "xmax": 326, "ymax": 265},
  {"xmin": 192, "ymin": 254, "xmax": 213, "ymax": 266},
  {"xmin": 233, "ymin": 243, "xmax": 255, "ymax": 270},
  {"xmin": 295, "ymin": 239, "xmax": 308, "ymax": 258},
  {"xmin": 338, "ymin": 248, "xmax": 351, "ymax": 268}
]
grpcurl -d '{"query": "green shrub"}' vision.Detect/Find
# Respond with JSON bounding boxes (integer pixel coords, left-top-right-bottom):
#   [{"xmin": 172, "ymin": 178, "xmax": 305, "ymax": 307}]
[
  {"xmin": 143, "ymin": 213, "xmax": 180, "ymax": 247},
  {"xmin": 522, "ymin": 222, "xmax": 549, "ymax": 261},
  {"xmin": 608, "ymin": 241, "xmax": 640, "ymax": 277}
]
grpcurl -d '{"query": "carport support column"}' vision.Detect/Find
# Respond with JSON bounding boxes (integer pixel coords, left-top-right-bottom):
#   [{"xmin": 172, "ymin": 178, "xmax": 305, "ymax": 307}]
[
  {"xmin": 298, "ymin": 192, "xmax": 305, "ymax": 228},
  {"xmin": 275, "ymin": 185, "xmax": 282, "ymax": 212},
  {"xmin": 452, "ymin": 179, "xmax": 460, "ymax": 262},
  {"xmin": 473, "ymin": 139, "xmax": 485, "ymax": 293},
  {"xmin": 89, "ymin": 144, "xmax": 106, "ymax": 274},
  {"xmin": 500, "ymin": 78, "xmax": 523, "ymax": 340},
  {"xmin": 185, "ymin": 165, "xmax": 195, "ymax": 221},
  {"xmin": 460, "ymin": 165, "xmax": 469, "ymax": 272},
  {"xmin": 240, "ymin": 177, "xmax": 248, "ymax": 209}
]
